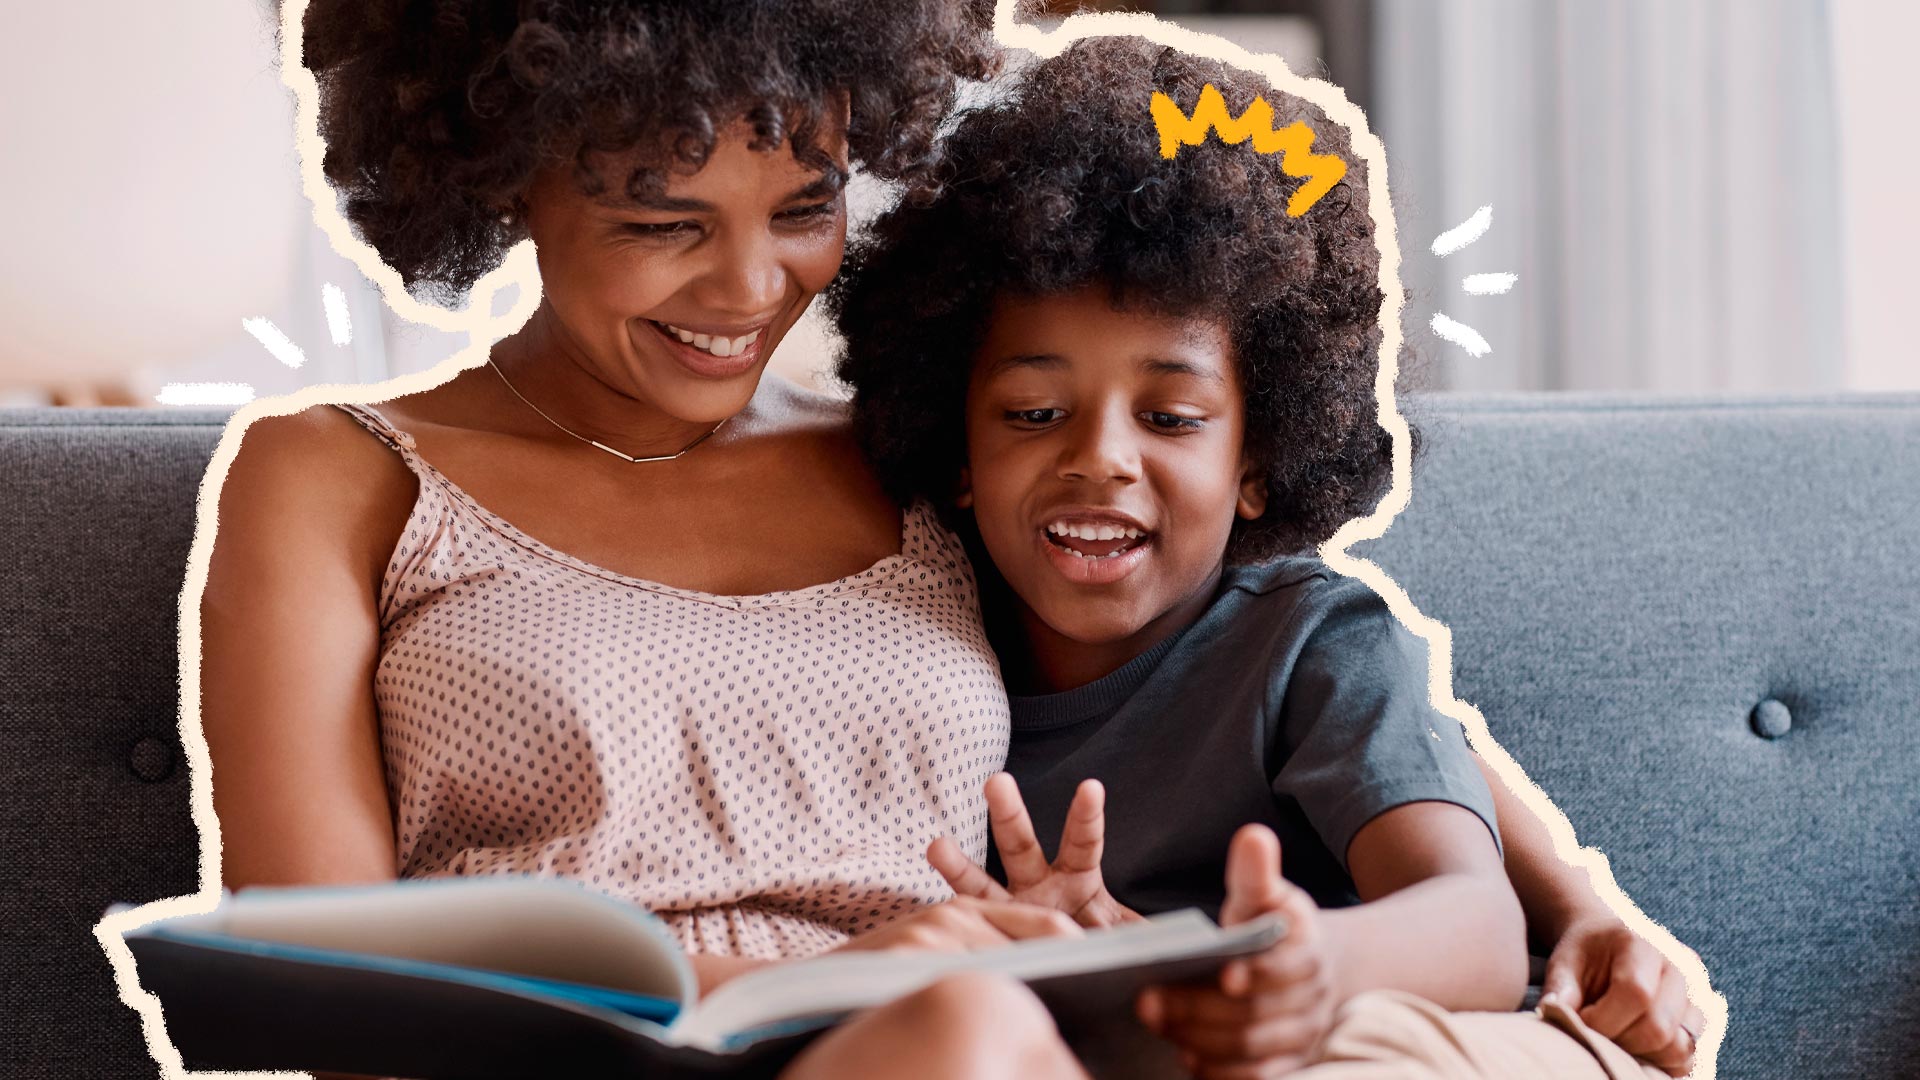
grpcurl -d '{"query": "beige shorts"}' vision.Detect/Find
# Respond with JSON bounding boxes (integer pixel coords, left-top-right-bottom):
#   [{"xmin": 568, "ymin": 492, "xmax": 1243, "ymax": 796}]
[{"xmin": 1289, "ymin": 990, "xmax": 1671, "ymax": 1079}]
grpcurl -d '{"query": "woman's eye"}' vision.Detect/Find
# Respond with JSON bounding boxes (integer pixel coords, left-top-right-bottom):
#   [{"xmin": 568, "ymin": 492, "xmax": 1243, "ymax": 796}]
[
  {"xmin": 1143, "ymin": 411, "xmax": 1205, "ymax": 431},
  {"xmin": 625, "ymin": 221, "xmax": 697, "ymax": 238},
  {"xmin": 1006, "ymin": 408, "xmax": 1065, "ymax": 426},
  {"xmin": 778, "ymin": 200, "xmax": 839, "ymax": 223}
]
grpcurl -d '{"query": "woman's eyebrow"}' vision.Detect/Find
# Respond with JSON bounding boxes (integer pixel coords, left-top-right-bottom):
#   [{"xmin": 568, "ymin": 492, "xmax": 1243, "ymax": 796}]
[
  {"xmin": 786, "ymin": 167, "xmax": 849, "ymax": 201},
  {"xmin": 599, "ymin": 191, "xmax": 712, "ymax": 213},
  {"xmin": 595, "ymin": 168, "xmax": 848, "ymax": 214}
]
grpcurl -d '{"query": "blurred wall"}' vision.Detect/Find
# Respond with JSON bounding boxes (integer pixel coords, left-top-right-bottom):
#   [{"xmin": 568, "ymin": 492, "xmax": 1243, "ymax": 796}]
[{"xmin": 1829, "ymin": 0, "xmax": 1920, "ymax": 391}]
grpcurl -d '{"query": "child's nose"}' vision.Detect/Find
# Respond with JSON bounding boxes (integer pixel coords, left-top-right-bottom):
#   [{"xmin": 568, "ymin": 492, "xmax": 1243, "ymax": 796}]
[{"xmin": 1056, "ymin": 409, "xmax": 1142, "ymax": 484}]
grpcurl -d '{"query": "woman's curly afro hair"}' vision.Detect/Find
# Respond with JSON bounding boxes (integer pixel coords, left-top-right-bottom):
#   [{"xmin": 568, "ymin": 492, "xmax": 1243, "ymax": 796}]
[
  {"xmin": 303, "ymin": 0, "xmax": 999, "ymax": 298},
  {"xmin": 831, "ymin": 37, "xmax": 1401, "ymax": 564}
]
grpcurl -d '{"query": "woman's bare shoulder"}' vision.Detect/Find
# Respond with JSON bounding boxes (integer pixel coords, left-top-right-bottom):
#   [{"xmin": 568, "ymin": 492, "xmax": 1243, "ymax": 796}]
[{"xmin": 213, "ymin": 403, "xmax": 418, "ymax": 568}]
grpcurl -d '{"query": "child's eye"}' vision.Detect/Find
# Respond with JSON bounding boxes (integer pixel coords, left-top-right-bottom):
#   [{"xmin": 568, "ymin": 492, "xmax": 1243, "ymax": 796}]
[
  {"xmin": 1142, "ymin": 411, "xmax": 1205, "ymax": 431},
  {"xmin": 1005, "ymin": 408, "xmax": 1065, "ymax": 426}
]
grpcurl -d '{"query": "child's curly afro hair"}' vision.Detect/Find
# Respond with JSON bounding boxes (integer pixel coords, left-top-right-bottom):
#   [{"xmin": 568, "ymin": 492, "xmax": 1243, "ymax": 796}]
[
  {"xmin": 303, "ymin": 0, "xmax": 999, "ymax": 298},
  {"xmin": 832, "ymin": 36, "xmax": 1401, "ymax": 563}
]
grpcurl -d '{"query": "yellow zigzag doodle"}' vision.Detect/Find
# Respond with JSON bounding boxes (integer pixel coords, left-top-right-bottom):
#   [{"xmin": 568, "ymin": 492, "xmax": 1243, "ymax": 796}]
[{"xmin": 1151, "ymin": 85, "xmax": 1347, "ymax": 217}]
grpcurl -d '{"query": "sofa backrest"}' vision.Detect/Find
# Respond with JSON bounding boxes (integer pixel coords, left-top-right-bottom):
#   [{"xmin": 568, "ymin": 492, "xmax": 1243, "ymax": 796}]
[
  {"xmin": 2, "ymin": 396, "xmax": 1915, "ymax": 1078},
  {"xmin": 1354, "ymin": 393, "xmax": 1920, "ymax": 1079}
]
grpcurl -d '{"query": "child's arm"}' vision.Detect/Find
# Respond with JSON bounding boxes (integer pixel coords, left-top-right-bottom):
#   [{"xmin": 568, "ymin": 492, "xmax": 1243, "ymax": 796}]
[
  {"xmin": 1477, "ymin": 755, "xmax": 1703, "ymax": 1076},
  {"xmin": 1325, "ymin": 800, "xmax": 1527, "ymax": 1009},
  {"xmin": 1138, "ymin": 813, "xmax": 1524, "ymax": 1078}
]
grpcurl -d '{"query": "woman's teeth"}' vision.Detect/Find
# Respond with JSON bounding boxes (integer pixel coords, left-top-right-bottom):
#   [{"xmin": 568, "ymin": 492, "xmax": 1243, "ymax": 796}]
[{"xmin": 661, "ymin": 322, "xmax": 761, "ymax": 358}]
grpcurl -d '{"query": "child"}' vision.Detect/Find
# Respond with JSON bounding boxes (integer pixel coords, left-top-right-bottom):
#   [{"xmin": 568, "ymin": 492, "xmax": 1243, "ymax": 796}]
[{"xmin": 834, "ymin": 37, "xmax": 1698, "ymax": 1079}]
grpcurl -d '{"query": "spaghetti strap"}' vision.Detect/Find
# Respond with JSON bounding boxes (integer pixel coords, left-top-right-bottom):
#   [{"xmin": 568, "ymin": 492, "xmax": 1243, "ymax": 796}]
[{"xmin": 332, "ymin": 402, "xmax": 427, "ymax": 469}]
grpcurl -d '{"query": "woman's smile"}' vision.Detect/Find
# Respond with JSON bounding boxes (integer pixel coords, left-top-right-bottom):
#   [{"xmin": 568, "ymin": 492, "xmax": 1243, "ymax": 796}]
[{"xmin": 635, "ymin": 317, "xmax": 768, "ymax": 380}]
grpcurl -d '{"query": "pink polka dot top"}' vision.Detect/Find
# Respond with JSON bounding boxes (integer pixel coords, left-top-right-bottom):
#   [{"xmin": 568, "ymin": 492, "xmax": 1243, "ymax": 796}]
[{"xmin": 335, "ymin": 404, "xmax": 1009, "ymax": 960}]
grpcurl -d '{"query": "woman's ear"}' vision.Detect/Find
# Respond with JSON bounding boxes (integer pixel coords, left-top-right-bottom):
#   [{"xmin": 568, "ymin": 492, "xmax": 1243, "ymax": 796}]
[
  {"xmin": 954, "ymin": 466, "xmax": 974, "ymax": 509},
  {"xmin": 1235, "ymin": 458, "xmax": 1267, "ymax": 521}
]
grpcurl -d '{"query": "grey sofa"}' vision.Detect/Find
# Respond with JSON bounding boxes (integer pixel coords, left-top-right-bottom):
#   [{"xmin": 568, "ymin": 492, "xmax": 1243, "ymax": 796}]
[{"xmin": 3, "ymin": 396, "xmax": 1916, "ymax": 1079}]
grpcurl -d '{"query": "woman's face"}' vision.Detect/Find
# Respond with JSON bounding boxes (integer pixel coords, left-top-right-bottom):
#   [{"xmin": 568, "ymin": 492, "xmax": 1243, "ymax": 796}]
[{"xmin": 519, "ymin": 113, "xmax": 850, "ymax": 425}]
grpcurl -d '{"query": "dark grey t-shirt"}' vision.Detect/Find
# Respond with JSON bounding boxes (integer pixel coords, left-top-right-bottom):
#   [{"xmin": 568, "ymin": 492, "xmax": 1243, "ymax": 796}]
[{"xmin": 1000, "ymin": 557, "xmax": 1499, "ymax": 917}]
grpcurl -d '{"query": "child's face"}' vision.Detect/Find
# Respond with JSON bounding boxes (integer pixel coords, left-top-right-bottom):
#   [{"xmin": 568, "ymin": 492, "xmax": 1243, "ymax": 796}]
[{"xmin": 963, "ymin": 287, "xmax": 1267, "ymax": 650}]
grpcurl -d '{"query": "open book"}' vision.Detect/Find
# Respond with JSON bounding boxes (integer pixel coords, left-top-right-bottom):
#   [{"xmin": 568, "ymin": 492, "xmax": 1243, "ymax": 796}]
[{"xmin": 124, "ymin": 877, "xmax": 1284, "ymax": 1078}]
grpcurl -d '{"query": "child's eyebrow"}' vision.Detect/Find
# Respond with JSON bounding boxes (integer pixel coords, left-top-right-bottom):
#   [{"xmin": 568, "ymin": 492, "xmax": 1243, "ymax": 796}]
[
  {"xmin": 1142, "ymin": 357, "xmax": 1227, "ymax": 384},
  {"xmin": 984, "ymin": 353, "xmax": 1068, "ymax": 377}
]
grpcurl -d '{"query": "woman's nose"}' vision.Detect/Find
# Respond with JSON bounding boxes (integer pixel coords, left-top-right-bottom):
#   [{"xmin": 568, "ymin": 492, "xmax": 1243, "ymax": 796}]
[
  {"xmin": 693, "ymin": 226, "xmax": 787, "ymax": 318},
  {"xmin": 1057, "ymin": 409, "xmax": 1141, "ymax": 484}
]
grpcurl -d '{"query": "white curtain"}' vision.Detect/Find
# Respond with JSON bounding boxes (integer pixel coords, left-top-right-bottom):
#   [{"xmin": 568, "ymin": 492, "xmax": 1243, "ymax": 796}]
[{"xmin": 1374, "ymin": 0, "xmax": 1844, "ymax": 392}]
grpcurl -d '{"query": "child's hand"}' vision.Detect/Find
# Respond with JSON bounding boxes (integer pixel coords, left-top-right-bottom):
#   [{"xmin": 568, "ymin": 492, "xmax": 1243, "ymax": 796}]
[
  {"xmin": 1541, "ymin": 916, "xmax": 1704, "ymax": 1077},
  {"xmin": 834, "ymin": 895, "xmax": 1083, "ymax": 955},
  {"xmin": 928, "ymin": 772, "xmax": 1143, "ymax": 928},
  {"xmin": 1136, "ymin": 824, "xmax": 1336, "ymax": 1079}
]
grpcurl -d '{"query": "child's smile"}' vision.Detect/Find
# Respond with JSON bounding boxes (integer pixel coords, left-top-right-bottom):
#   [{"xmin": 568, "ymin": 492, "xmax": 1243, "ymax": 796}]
[
  {"xmin": 1039, "ymin": 511, "xmax": 1154, "ymax": 584},
  {"xmin": 963, "ymin": 286, "xmax": 1268, "ymax": 691}
]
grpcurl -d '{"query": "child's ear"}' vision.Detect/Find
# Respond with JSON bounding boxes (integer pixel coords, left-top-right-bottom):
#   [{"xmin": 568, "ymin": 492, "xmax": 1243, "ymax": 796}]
[
  {"xmin": 954, "ymin": 466, "xmax": 974, "ymax": 510},
  {"xmin": 1235, "ymin": 459, "xmax": 1267, "ymax": 521}
]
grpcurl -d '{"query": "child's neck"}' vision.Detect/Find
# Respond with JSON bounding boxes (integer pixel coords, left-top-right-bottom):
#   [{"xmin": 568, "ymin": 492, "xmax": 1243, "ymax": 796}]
[{"xmin": 991, "ymin": 566, "xmax": 1227, "ymax": 696}]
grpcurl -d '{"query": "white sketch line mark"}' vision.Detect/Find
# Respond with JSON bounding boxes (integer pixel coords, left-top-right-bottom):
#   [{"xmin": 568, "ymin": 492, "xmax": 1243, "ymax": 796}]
[
  {"xmin": 1462, "ymin": 272, "xmax": 1518, "ymax": 295},
  {"xmin": 321, "ymin": 282, "xmax": 353, "ymax": 345},
  {"xmin": 156, "ymin": 383, "xmax": 257, "ymax": 406},
  {"xmin": 241, "ymin": 316, "xmax": 307, "ymax": 369},
  {"xmin": 1431, "ymin": 204, "xmax": 1492, "ymax": 256},
  {"xmin": 1430, "ymin": 312, "xmax": 1491, "ymax": 358}
]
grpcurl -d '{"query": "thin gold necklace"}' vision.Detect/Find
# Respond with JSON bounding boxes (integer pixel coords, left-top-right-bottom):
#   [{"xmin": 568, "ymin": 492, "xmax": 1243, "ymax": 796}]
[{"xmin": 487, "ymin": 358, "xmax": 728, "ymax": 464}]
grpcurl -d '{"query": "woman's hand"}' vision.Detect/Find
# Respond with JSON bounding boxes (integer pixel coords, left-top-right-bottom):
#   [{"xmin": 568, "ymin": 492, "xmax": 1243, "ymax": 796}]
[
  {"xmin": 1137, "ymin": 825, "xmax": 1337, "ymax": 1080},
  {"xmin": 833, "ymin": 894, "xmax": 1084, "ymax": 955},
  {"xmin": 928, "ymin": 773, "xmax": 1142, "ymax": 929},
  {"xmin": 1541, "ymin": 916, "xmax": 1704, "ymax": 1077}
]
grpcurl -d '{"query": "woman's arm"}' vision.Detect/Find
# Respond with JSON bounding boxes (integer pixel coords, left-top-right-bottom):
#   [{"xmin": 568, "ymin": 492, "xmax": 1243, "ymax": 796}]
[
  {"xmin": 1475, "ymin": 756, "xmax": 1703, "ymax": 1075},
  {"xmin": 1475, "ymin": 755, "xmax": 1605, "ymax": 951},
  {"xmin": 201, "ymin": 409, "xmax": 414, "ymax": 888}
]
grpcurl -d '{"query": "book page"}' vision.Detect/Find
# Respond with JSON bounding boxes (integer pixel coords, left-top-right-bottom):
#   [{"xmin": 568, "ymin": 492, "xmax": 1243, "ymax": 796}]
[
  {"xmin": 187, "ymin": 879, "xmax": 695, "ymax": 1004},
  {"xmin": 674, "ymin": 910, "xmax": 1282, "ymax": 1051}
]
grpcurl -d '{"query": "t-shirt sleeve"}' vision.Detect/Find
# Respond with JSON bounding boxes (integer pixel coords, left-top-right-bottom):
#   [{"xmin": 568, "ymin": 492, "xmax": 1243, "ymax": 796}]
[{"xmin": 1268, "ymin": 576, "xmax": 1501, "ymax": 874}]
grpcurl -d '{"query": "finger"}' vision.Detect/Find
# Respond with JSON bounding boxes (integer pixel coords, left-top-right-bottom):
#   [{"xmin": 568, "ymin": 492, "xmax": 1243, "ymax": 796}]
[
  {"xmin": 1612, "ymin": 967, "xmax": 1690, "ymax": 1068},
  {"xmin": 972, "ymin": 899, "xmax": 1084, "ymax": 942},
  {"xmin": 984, "ymin": 773, "xmax": 1052, "ymax": 891},
  {"xmin": 1221, "ymin": 824, "xmax": 1291, "ymax": 927},
  {"xmin": 892, "ymin": 904, "xmax": 1005, "ymax": 952},
  {"xmin": 1539, "ymin": 936, "xmax": 1589, "ymax": 1013},
  {"xmin": 927, "ymin": 835, "xmax": 1011, "ymax": 902},
  {"xmin": 1661, "ymin": 1005, "xmax": 1706, "ymax": 1078},
  {"xmin": 1054, "ymin": 779, "xmax": 1106, "ymax": 876},
  {"xmin": 1578, "ymin": 940, "xmax": 1664, "ymax": 1037},
  {"xmin": 1241, "ymin": 940, "xmax": 1325, "ymax": 994}
]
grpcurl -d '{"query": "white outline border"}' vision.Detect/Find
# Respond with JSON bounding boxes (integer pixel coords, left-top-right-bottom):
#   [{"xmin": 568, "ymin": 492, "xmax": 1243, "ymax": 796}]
[{"xmin": 91, "ymin": 3, "xmax": 1726, "ymax": 1077}]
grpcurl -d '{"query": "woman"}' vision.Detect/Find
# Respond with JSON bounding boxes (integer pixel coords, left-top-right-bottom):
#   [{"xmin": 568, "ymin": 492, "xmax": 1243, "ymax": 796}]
[{"xmin": 205, "ymin": 1, "xmax": 1084, "ymax": 1075}]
